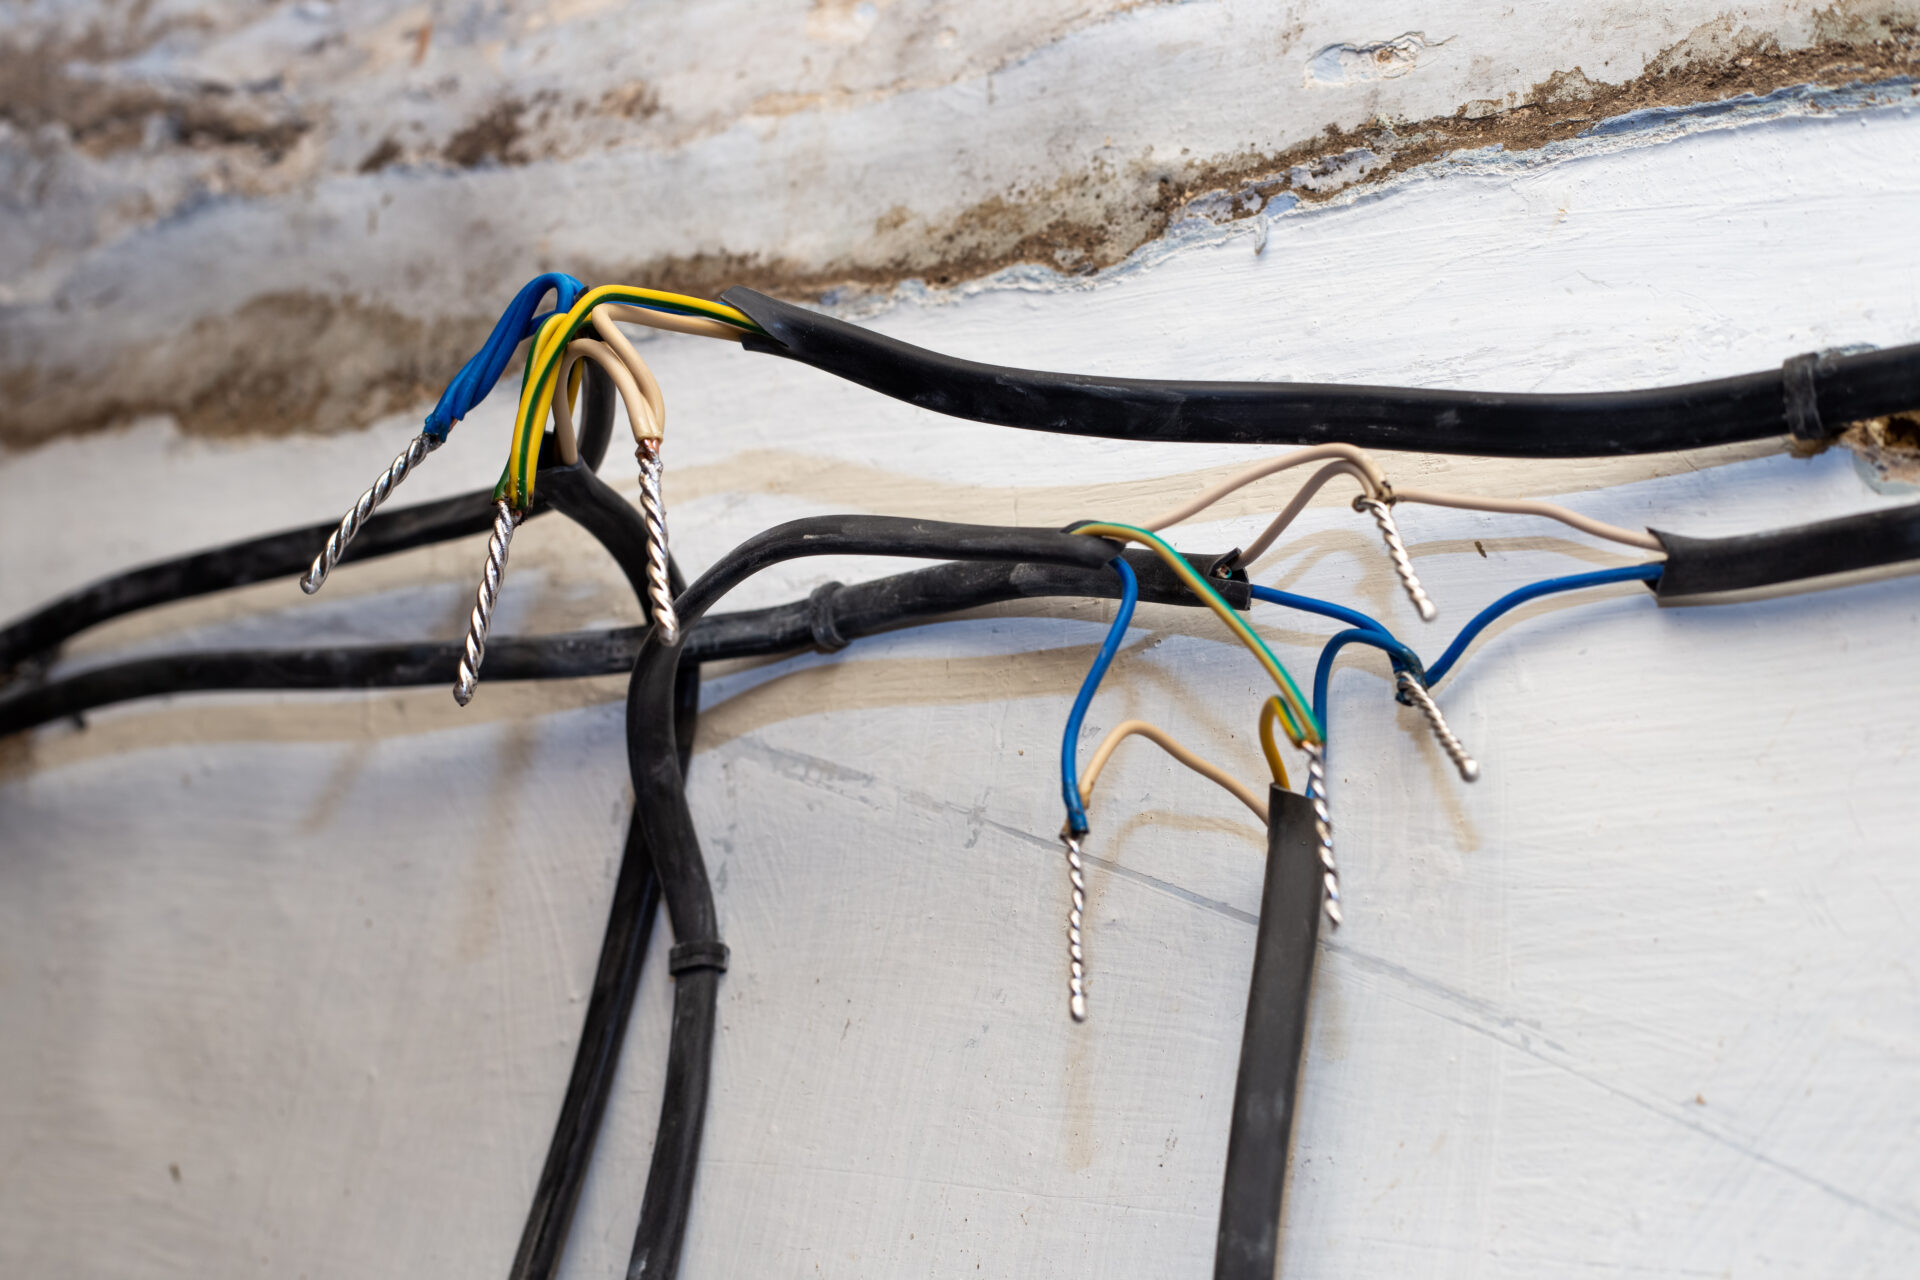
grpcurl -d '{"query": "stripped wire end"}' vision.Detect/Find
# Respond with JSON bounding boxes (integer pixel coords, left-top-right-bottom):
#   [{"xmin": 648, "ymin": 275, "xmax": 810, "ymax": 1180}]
[
  {"xmin": 1354, "ymin": 494, "xmax": 1436, "ymax": 623},
  {"xmin": 1060, "ymin": 831, "xmax": 1089, "ymax": 1022},
  {"xmin": 1302, "ymin": 741, "xmax": 1342, "ymax": 928},
  {"xmin": 636, "ymin": 440, "xmax": 680, "ymax": 645},
  {"xmin": 452, "ymin": 500, "xmax": 519, "ymax": 706},
  {"xmin": 301, "ymin": 433, "xmax": 440, "ymax": 594},
  {"xmin": 1395, "ymin": 670, "xmax": 1480, "ymax": 783}
]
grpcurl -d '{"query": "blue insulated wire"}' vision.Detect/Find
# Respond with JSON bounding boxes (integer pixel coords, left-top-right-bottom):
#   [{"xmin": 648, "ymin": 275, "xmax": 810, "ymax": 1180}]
[
  {"xmin": 423, "ymin": 273, "xmax": 587, "ymax": 440},
  {"xmin": 1248, "ymin": 584, "xmax": 1396, "ymax": 639},
  {"xmin": 1312, "ymin": 628, "xmax": 1420, "ymax": 729},
  {"xmin": 1424, "ymin": 562, "xmax": 1663, "ymax": 687},
  {"xmin": 1060, "ymin": 556, "xmax": 1140, "ymax": 835}
]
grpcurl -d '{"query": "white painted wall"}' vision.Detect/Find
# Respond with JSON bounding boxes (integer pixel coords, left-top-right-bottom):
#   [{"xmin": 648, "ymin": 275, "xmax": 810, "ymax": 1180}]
[{"xmin": 4, "ymin": 5, "xmax": 1919, "ymax": 1278}]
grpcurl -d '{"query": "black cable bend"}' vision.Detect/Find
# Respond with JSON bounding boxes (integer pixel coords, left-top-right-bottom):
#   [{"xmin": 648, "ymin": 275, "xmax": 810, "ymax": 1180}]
[{"xmin": 621, "ymin": 516, "xmax": 1122, "ymax": 1279}]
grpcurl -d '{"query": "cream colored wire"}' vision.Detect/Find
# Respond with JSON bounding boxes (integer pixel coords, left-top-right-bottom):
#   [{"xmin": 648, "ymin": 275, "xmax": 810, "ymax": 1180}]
[
  {"xmin": 590, "ymin": 308, "xmax": 669, "ymax": 435},
  {"xmin": 599, "ymin": 302, "xmax": 744, "ymax": 343},
  {"xmin": 1143, "ymin": 442, "xmax": 1661, "ymax": 563},
  {"xmin": 1241, "ymin": 459, "xmax": 1377, "ymax": 564},
  {"xmin": 1389, "ymin": 488, "xmax": 1664, "ymax": 551},
  {"xmin": 549, "ymin": 339, "xmax": 658, "ymax": 462},
  {"xmin": 1140, "ymin": 444, "xmax": 1388, "ymax": 532},
  {"xmin": 1078, "ymin": 720, "xmax": 1269, "ymax": 824}
]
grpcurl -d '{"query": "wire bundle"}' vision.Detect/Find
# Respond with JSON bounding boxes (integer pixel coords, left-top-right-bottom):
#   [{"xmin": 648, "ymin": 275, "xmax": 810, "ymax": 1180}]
[{"xmin": 7, "ymin": 273, "xmax": 1919, "ymax": 1280}]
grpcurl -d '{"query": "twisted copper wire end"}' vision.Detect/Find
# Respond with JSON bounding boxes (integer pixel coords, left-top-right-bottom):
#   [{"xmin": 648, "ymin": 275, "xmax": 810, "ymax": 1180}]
[
  {"xmin": 452, "ymin": 500, "xmax": 518, "ymax": 706},
  {"xmin": 302, "ymin": 433, "xmax": 439, "ymax": 594},
  {"xmin": 1303, "ymin": 742, "xmax": 1342, "ymax": 928},
  {"xmin": 1061, "ymin": 833, "xmax": 1089, "ymax": 1022},
  {"xmin": 1396, "ymin": 671, "xmax": 1480, "ymax": 782},
  {"xmin": 636, "ymin": 441, "xmax": 680, "ymax": 645},
  {"xmin": 1354, "ymin": 495, "xmax": 1436, "ymax": 622}
]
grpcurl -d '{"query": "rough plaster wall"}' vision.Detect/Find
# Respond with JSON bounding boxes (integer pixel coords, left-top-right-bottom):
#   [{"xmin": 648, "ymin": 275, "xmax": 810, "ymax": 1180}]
[{"xmin": 3, "ymin": 3, "xmax": 1920, "ymax": 1278}]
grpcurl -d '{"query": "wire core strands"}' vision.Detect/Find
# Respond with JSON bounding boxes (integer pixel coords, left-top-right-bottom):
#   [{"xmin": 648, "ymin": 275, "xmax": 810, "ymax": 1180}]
[
  {"xmin": 1302, "ymin": 741, "xmax": 1341, "ymax": 927},
  {"xmin": 454, "ymin": 500, "xmax": 519, "ymax": 706},
  {"xmin": 1061, "ymin": 833, "xmax": 1090, "ymax": 1023},
  {"xmin": 301, "ymin": 433, "xmax": 440, "ymax": 594},
  {"xmin": 1355, "ymin": 494, "xmax": 1437, "ymax": 621},
  {"xmin": 1395, "ymin": 671, "xmax": 1480, "ymax": 782},
  {"xmin": 636, "ymin": 442, "xmax": 679, "ymax": 645}
]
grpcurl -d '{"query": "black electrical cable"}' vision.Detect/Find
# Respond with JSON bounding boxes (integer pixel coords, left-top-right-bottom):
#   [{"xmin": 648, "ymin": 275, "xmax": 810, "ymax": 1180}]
[
  {"xmin": 1214, "ymin": 788, "xmax": 1323, "ymax": 1280},
  {"xmin": 505, "ymin": 457, "xmax": 697, "ymax": 1280},
  {"xmin": 722, "ymin": 287, "xmax": 1920, "ymax": 458},
  {"xmin": 0, "ymin": 549, "xmax": 1246, "ymax": 738},
  {"xmin": 621, "ymin": 516, "xmax": 1123, "ymax": 1279},
  {"xmin": 0, "ymin": 369, "xmax": 621, "ymax": 678},
  {"xmin": 1651, "ymin": 501, "xmax": 1920, "ymax": 601}
]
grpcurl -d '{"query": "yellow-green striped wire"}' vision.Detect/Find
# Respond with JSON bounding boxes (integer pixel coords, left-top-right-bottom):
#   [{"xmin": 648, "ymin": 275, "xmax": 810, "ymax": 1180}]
[{"xmin": 1070, "ymin": 522, "xmax": 1324, "ymax": 745}]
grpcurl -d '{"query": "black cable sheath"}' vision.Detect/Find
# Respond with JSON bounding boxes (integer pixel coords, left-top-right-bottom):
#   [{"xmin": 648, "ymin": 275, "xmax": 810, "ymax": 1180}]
[
  {"xmin": 1215, "ymin": 788, "xmax": 1323, "ymax": 1280},
  {"xmin": 621, "ymin": 515, "xmax": 1128, "ymax": 1279},
  {"xmin": 0, "ymin": 550, "xmax": 1242, "ymax": 737},
  {"xmin": 1651, "ymin": 501, "xmax": 1920, "ymax": 601},
  {"xmin": 507, "ymin": 449, "xmax": 696, "ymax": 1280},
  {"xmin": 722, "ymin": 288, "xmax": 1920, "ymax": 458},
  {"xmin": 0, "ymin": 366, "xmax": 620, "ymax": 676}
]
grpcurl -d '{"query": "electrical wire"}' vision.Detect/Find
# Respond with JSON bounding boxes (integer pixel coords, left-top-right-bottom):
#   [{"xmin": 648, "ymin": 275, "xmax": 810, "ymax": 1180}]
[
  {"xmin": 1071, "ymin": 522, "xmax": 1322, "ymax": 744},
  {"xmin": 424, "ymin": 272, "xmax": 585, "ymax": 440},
  {"xmin": 1255, "ymin": 697, "xmax": 1291, "ymax": 790},
  {"xmin": 721, "ymin": 285, "xmax": 1920, "ymax": 458},
  {"xmin": 1059, "ymin": 557, "xmax": 1138, "ymax": 835},
  {"xmin": 507, "ymin": 287, "xmax": 762, "ymax": 506},
  {"xmin": 619, "ymin": 515, "xmax": 1132, "ymax": 1280},
  {"xmin": 1390, "ymin": 488, "xmax": 1663, "ymax": 551},
  {"xmin": 1078, "ymin": 719, "xmax": 1269, "ymax": 823},
  {"xmin": 548, "ymin": 338, "xmax": 656, "ymax": 464},
  {"xmin": 1423, "ymin": 562, "xmax": 1664, "ymax": 686},
  {"xmin": 1140, "ymin": 446, "xmax": 1388, "ymax": 531}
]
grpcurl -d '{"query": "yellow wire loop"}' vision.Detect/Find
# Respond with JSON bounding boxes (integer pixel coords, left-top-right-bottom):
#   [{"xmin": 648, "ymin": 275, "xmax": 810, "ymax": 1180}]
[{"xmin": 1257, "ymin": 697, "xmax": 1292, "ymax": 789}]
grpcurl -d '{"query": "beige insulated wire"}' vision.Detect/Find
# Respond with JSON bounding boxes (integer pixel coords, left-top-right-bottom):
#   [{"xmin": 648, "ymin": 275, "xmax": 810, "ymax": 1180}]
[
  {"xmin": 1389, "ymin": 488, "xmax": 1664, "ymax": 551},
  {"xmin": 1140, "ymin": 444, "xmax": 1388, "ymax": 532},
  {"xmin": 549, "ymin": 339, "xmax": 658, "ymax": 463},
  {"xmin": 591, "ymin": 308, "xmax": 669, "ymax": 437},
  {"xmin": 1240, "ymin": 459, "xmax": 1378, "ymax": 565},
  {"xmin": 599, "ymin": 301, "xmax": 743, "ymax": 344},
  {"xmin": 1078, "ymin": 720, "xmax": 1269, "ymax": 824}
]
